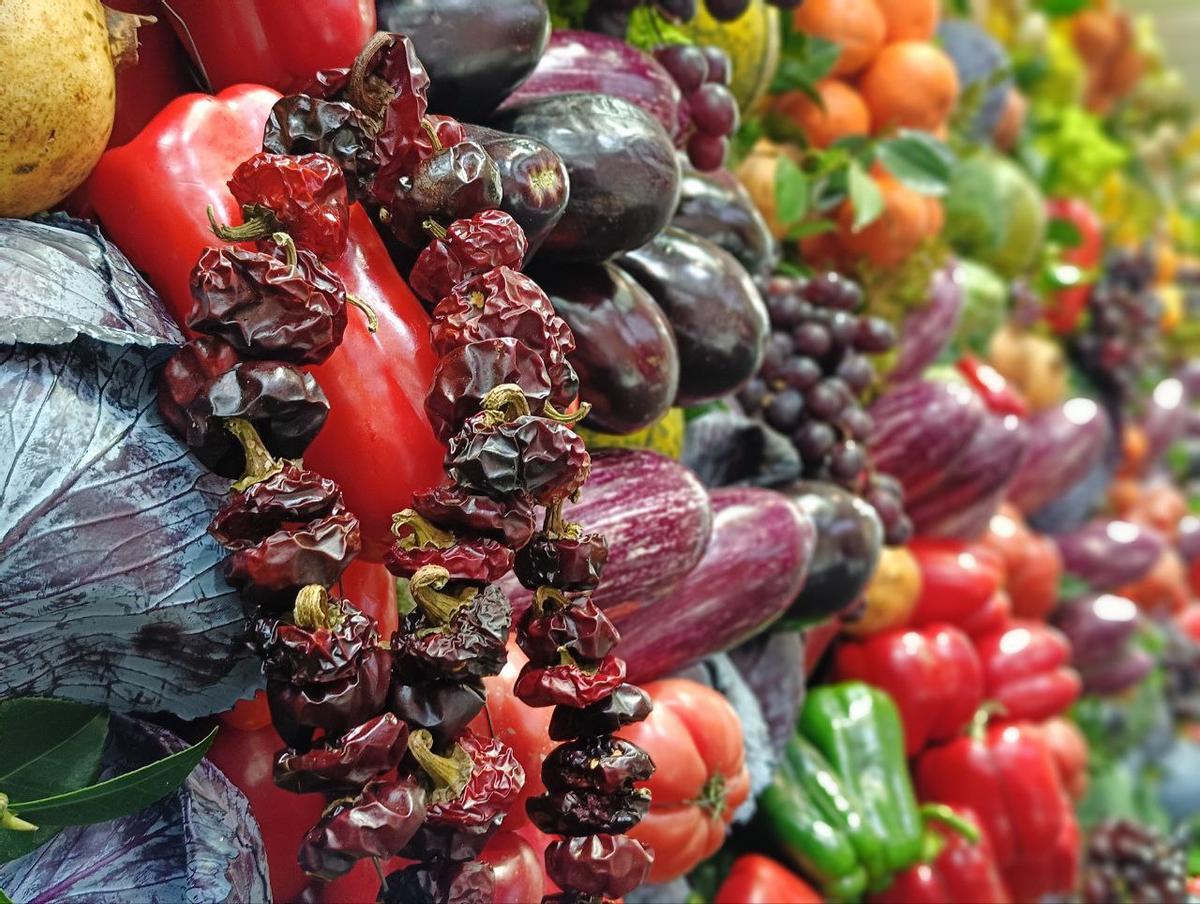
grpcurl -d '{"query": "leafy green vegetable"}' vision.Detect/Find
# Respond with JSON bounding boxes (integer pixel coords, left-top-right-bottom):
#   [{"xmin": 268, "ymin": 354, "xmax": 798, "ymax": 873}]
[{"xmin": 847, "ymin": 160, "xmax": 884, "ymax": 232}]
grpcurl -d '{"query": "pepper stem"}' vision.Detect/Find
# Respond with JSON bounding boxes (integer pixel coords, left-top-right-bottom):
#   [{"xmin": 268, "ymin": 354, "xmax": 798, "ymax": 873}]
[
  {"xmin": 422, "ymin": 218, "xmax": 448, "ymax": 241},
  {"xmin": 968, "ymin": 702, "xmax": 1005, "ymax": 742},
  {"xmin": 392, "ymin": 510, "xmax": 456, "ymax": 550},
  {"xmin": 272, "ymin": 232, "xmax": 298, "ymax": 274},
  {"xmin": 543, "ymin": 501, "xmax": 567, "ymax": 535},
  {"xmin": 345, "ymin": 294, "xmax": 379, "ymax": 333},
  {"xmin": 533, "ymin": 585, "xmax": 570, "ymax": 615},
  {"xmin": 408, "ymin": 565, "xmax": 477, "ymax": 624},
  {"xmin": 105, "ymin": 6, "xmax": 155, "ymax": 71},
  {"xmin": 293, "ymin": 585, "xmax": 343, "ymax": 631},
  {"xmin": 920, "ymin": 803, "xmax": 981, "ymax": 846},
  {"xmin": 0, "ymin": 793, "xmax": 37, "ymax": 833},
  {"xmin": 419, "ymin": 119, "xmax": 443, "ymax": 153},
  {"xmin": 408, "ymin": 729, "xmax": 473, "ymax": 805},
  {"xmin": 207, "ymin": 203, "xmax": 280, "ymax": 244},
  {"xmin": 348, "ymin": 31, "xmax": 395, "ymax": 118},
  {"xmin": 225, "ymin": 418, "xmax": 283, "ymax": 491},
  {"xmin": 480, "ymin": 383, "xmax": 531, "ymax": 422},
  {"xmin": 544, "ymin": 400, "xmax": 591, "ymax": 425}
]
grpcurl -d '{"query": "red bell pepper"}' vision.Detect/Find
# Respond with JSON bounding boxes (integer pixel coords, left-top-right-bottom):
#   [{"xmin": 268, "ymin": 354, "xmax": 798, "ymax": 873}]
[
  {"xmin": 907, "ymin": 538, "xmax": 1005, "ymax": 634},
  {"xmin": 160, "ymin": 0, "xmax": 376, "ymax": 94},
  {"xmin": 915, "ymin": 721, "xmax": 1079, "ymax": 903},
  {"xmin": 833, "ymin": 624, "xmax": 984, "ymax": 755},
  {"xmin": 88, "ymin": 86, "xmax": 445, "ymax": 559},
  {"xmin": 1037, "ymin": 717, "xmax": 1089, "ymax": 802},
  {"xmin": 869, "ymin": 805, "xmax": 1010, "ymax": 904},
  {"xmin": 957, "ymin": 355, "xmax": 1029, "ymax": 418},
  {"xmin": 980, "ymin": 505, "xmax": 1063, "ymax": 621},
  {"xmin": 974, "ymin": 619, "xmax": 1082, "ymax": 722},
  {"xmin": 714, "ymin": 854, "xmax": 822, "ymax": 904},
  {"xmin": 1044, "ymin": 198, "xmax": 1103, "ymax": 334}
]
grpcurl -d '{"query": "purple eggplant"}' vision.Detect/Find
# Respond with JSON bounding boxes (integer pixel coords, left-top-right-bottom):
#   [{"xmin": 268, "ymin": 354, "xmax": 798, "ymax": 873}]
[
  {"xmin": 904, "ymin": 410, "xmax": 1030, "ymax": 539},
  {"xmin": 781, "ymin": 481, "xmax": 883, "ymax": 624},
  {"xmin": 1081, "ymin": 649, "xmax": 1154, "ymax": 696},
  {"xmin": 1052, "ymin": 594, "xmax": 1141, "ymax": 669},
  {"xmin": 618, "ymin": 227, "xmax": 769, "ymax": 406},
  {"xmin": 501, "ymin": 29, "xmax": 683, "ymax": 141},
  {"xmin": 1007, "ymin": 398, "xmax": 1113, "ymax": 516},
  {"xmin": 1140, "ymin": 376, "xmax": 1188, "ymax": 471},
  {"xmin": 1054, "ymin": 519, "xmax": 1166, "ymax": 590},
  {"xmin": 887, "ymin": 264, "xmax": 965, "ymax": 384},
  {"xmin": 491, "ymin": 93, "xmax": 682, "ymax": 262},
  {"xmin": 868, "ymin": 379, "xmax": 985, "ymax": 500},
  {"xmin": 1179, "ymin": 516, "xmax": 1200, "ymax": 563},
  {"xmin": 501, "ymin": 449, "xmax": 712, "ymax": 617},
  {"xmin": 672, "ymin": 168, "xmax": 779, "ymax": 281},
  {"xmin": 616, "ymin": 487, "xmax": 816, "ymax": 684}
]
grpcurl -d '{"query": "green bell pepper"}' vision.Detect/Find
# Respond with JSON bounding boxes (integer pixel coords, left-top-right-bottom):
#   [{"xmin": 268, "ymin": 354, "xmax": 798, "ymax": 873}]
[
  {"xmin": 798, "ymin": 682, "xmax": 925, "ymax": 887},
  {"xmin": 757, "ymin": 734, "xmax": 870, "ymax": 902}
]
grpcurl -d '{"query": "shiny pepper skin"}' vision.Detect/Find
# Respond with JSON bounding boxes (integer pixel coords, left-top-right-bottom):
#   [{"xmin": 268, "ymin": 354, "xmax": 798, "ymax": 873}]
[
  {"xmin": 254, "ymin": 596, "xmax": 379, "ymax": 684},
  {"xmin": 385, "ymin": 536, "xmax": 514, "ymax": 583},
  {"xmin": 267, "ymin": 648, "xmax": 392, "ymax": 750},
  {"xmin": 431, "ymin": 267, "xmax": 579, "ymax": 407},
  {"xmin": 388, "ymin": 677, "xmax": 487, "ymax": 748},
  {"xmin": 517, "ymin": 597, "xmax": 621, "ymax": 665},
  {"xmin": 426, "ymin": 337, "xmax": 552, "ymax": 443},
  {"xmin": 408, "ymin": 210, "xmax": 529, "ymax": 306},
  {"xmin": 393, "ymin": 584, "xmax": 511, "ymax": 681},
  {"xmin": 526, "ymin": 786, "xmax": 651, "ymax": 836},
  {"xmin": 274, "ymin": 712, "xmax": 409, "ymax": 793},
  {"xmin": 446, "ymin": 413, "xmax": 590, "ymax": 505},
  {"xmin": 227, "ymin": 152, "xmax": 350, "ymax": 260},
  {"xmin": 515, "ymin": 655, "xmax": 627, "ymax": 708},
  {"xmin": 549, "ymin": 684, "xmax": 654, "ymax": 742},
  {"xmin": 188, "ymin": 243, "xmax": 349, "ymax": 364},
  {"xmin": 545, "ymin": 834, "xmax": 656, "ymax": 899},
  {"xmin": 157, "ymin": 336, "xmax": 239, "ymax": 440},
  {"xmin": 382, "ymin": 139, "xmax": 502, "ymax": 248},
  {"xmin": 542, "ymin": 737, "xmax": 654, "ymax": 796},
  {"xmin": 411, "ymin": 483, "xmax": 536, "ymax": 548},
  {"xmin": 209, "ymin": 462, "xmax": 344, "ymax": 548},
  {"xmin": 514, "ymin": 533, "xmax": 609, "ymax": 593},
  {"xmin": 226, "ymin": 508, "xmax": 361, "ymax": 606},
  {"xmin": 262, "ymin": 95, "xmax": 380, "ymax": 201},
  {"xmin": 297, "ymin": 778, "xmax": 427, "ymax": 880},
  {"xmin": 379, "ymin": 860, "xmax": 495, "ymax": 904}
]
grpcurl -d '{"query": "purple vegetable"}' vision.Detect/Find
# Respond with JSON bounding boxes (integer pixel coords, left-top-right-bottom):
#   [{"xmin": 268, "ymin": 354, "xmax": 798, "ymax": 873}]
[
  {"xmin": 502, "ymin": 449, "xmax": 712, "ymax": 617},
  {"xmin": 904, "ymin": 410, "xmax": 1030, "ymax": 539},
  {"xmin": 1054, "ymin": 519, "xmax": 1166, "ymax": 590},
  {"xmin": 1052, "ymin": 593, "xmax": 1141, "ymax": 670},
  {"xmin": 1081, "ymin": 649, "xmax": 1154, "ymax": 696},
  {"xmin": 1178, "ymin": 516, "xmax": 1200, "ymax": 563},
  {"xmin": 1007, "ymin": 398, "xmax": 1112, "ymax": 515},
  {"xmin": 1140, "ymin": 377, "xmax": 1188, "ymax": 470},
  {"xmin": 617, "ymin": 487, "xmax": 816, "ymax": 683},
  {"xmin": 868, "ymin": 379, "xmax": 985, "ymax": 500},
  {"xmin": 1176, "ymin": 360, "xmax": 1200, "ymax": 398},
  {"xmin": 887, "ymin": 263, "xmax": 965, "ymax": 384},
  {"xmin": 727, "ymin": 629, "xmax": 807, "ymax": 757},
  {"xmin": 501, "ymin": 30, "xmax": 684, "ymax": 142}
]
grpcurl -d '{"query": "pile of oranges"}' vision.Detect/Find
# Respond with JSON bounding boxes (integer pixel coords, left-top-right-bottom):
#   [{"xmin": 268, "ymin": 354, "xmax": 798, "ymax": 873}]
[{"xmin": 771, "ymin": 0, "xmax": 957, "ymax": 269}]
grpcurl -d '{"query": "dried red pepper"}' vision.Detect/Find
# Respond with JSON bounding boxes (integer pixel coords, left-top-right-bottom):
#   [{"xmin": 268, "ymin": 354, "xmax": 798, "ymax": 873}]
[
  {"xmin": 515, "ymin": 656, "xmax": 628, "ymax": 709},
  {"xmin": 274, "ymin": 712, "xmax": 409, "ymax": 794},
  {"xmin": 408, "ymin": 211, "xmax": 529, "ymax": 305},
  {"xmin": 298, "ymin": 778, "xmax": 427, "ymax": 880},
  {"xmin": 545, "ymin": 833, "xmax": 656, "ymax": 899},
  {"xmin": 517, "ymin": 595, "xmax": 621, "ymax": 665}
]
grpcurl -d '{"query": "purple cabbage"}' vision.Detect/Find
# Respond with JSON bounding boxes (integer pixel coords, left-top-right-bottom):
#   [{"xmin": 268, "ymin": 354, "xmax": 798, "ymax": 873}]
[
  {"xmin": 1054, "ymin": 519, "xmax": 1166, "ymax": 591},
  {"xmin": 1007, "ymin": 398, "xmax": 1113, "ymax": 516},
  {"xmin": 887, "ymin": 263, "xmax": 965, "ymax": 384}
]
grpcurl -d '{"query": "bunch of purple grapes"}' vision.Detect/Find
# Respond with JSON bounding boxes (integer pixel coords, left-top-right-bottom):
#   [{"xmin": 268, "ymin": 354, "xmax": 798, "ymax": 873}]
[
  {"xmin": 1082, "ymin": 820, "xmax": 1189, "ymax": 904},
  {"xmin": 1072, "ymin": 248, "xmax": 1163, "ymax": 403},
  {"xmin": 739, "ymin": 273, "xmax": 912, "ymax": 545},
  {"xmin": 704, "ymin": 0, "xmax": 805, "ymax": 19},
  {"xmin": 653, "ymin": 44, "xmax": 738, "ymax": 170}
]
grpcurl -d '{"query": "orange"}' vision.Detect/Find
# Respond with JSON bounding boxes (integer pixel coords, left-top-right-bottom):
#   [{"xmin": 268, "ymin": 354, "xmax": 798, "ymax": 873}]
[
  {"xmin": 792, "ymin": 0, "xmax": 886, "ymax": 77},
  {"xmin": 772, "ymin": 79, "xmax": 870, "ymax": 148},
  {"xmin": 860, "ymin": 41, "xmax": 959, "ymax": 134},
  {"xmin": 875, "ymin": 0, "xmax": 939, "ymax": 42},
  {"xmin": 1072, "ymin": 9, "xmax": 1121, "ymax": 67},
  {"xmin": 924, "ymin": 195, "xmax": 944, "ymax": 236},
  {"xmin": 834, "ymin": 173, "xmax": 930, "ymax": 269}
]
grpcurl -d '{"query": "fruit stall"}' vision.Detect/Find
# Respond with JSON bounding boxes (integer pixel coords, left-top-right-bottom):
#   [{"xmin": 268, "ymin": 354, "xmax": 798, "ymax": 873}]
[{"xmin": 1, "ymin": 0, "xmax": 1200, "ymax": 901}]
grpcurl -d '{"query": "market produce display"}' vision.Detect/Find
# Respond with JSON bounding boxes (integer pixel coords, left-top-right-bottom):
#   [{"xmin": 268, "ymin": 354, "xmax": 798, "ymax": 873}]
[{"xmin": 4, "ymin": 0, "xmax": 1200, "ymax": 902}]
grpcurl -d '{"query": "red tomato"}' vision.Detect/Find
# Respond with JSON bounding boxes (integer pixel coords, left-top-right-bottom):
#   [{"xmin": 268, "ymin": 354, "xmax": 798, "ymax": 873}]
[
  {"xmin": 1116, "ymin": 549, "xmax": 1189, "ymax": 614},
  {"xmin": 715, "ymin": 854, "xmax": 822, "ymax": 904},
  {"xmin": 980, "ymin": 506, "xmax": 1062, "ymax": 621},
  {"xmin": 618, "ymin": 679, "xmax": 750, "ymax": 884},
  {"xmin": 515, "ymin": 822, "xmax": 560, "ymax": 896},
  {"xmin": 480, "ymin": 830, "xmax": 546, "ymax": 903},
  {"xmin": 217, "ymin": 691, "xmax": 272, "ymax": 731}
]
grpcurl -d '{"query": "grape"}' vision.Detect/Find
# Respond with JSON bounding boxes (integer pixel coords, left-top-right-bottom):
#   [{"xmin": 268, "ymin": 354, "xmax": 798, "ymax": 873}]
[
  {"xmin": 760, "ymin": 333, "xmax": 794, "ymax": 380},
  {"xmin": 704, "ymin": 0, "xmax": 751, "ymax": 21},
  {"xmin": 841, "ymin": 406, "xmax": 873, "ymax": 440},
  {"xmin": 653, "ymin": 44, "xmax": 708, "ymax": 93},
  {"xmin": 804, "ymin": 272, "xmax": 859, "ymax": 310},
  {"xmin": 738, "ymin": 377, "xmax": 769, "ymax": 412},
  {"xmin": 690, "ymin": 83, "xmax": 738, "ymax": 135},
  {"xmin": 828, "ymin": 311, "xmax": 858, "ymax": 347},
  {"xmin": 767, "ymin": 291, "xmax": 805, "ymax": 329},
  {"xmin": 837, "ymin": 354, "xmax": 874, "ymax": 393},
  {"xmin": 854, "ymin": 317, "xmax": 896, "ymax": 353},
  {"xmin": 656, "ymin": 0, "xmax": 698, "ymax": 20},
  {"xmin": 792, "ymin": 322, "xmax": 832, "ymax": 358},
  {"xmin": 686, "ymin": 132, "xmax": 727, "ymax": 172},
  {"xmin": 794, "ymin": 421, "xmax": 836, "ymax": 460},
  {"xmin": 805, "ymin": 380, "xmax": 845, "ymax": 420},
  {"xmin": 699, "ymin": 46, "xmax": 731, "ymax": 86},
  {"xmin": 830, "ymin": 441, "xmax": 865, "ymax": 480},
  {"xmin": 1082, "ymin": 820, "xmax": 1188, "ymax": 904},
  {"xmin": 781, "ymin": 356, "xmax": 822, "ymax": 391},
  {"xmin": 765, "ymin": 390, "xmax": 804, "ymax": 432}
]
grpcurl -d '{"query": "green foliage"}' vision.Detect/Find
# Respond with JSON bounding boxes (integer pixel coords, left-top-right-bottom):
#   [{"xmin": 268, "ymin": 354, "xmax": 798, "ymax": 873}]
[
  {"xmin": 876, "ymin": 131, "xmax": 956, "ymax": 197},
  {"xmin": 771, "ymin": 16, "xmax": 839, "ymax": 100},
  {"xmin": 774, "ymin": 155, "xmax": 810, "ymax": 225},
  {"xmin": 847, "ymin": 161, "xmax": 884, "ymax": 232},
  {"xmin": 626, "ymin": 5, "xmax": 692, "ymax": 51},
  {"xmin": 546, "ymin": 0, "xmax": 590, "ymax": 29}
]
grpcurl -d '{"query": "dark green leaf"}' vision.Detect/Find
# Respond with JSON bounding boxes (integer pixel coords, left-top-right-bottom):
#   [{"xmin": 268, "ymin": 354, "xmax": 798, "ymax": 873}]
[
  {"xmin": 876, "ymin": 131, "xmax": 955, "ymax": 196},
  {"xmin": 0, "ymin": 699, "xmax": 108, "ymax": 804},
  {"xmin": 0, "ymin": 886, "xmax": 10, "ymax": 903},
  {"xmin": 775, "ymin": 261, "xmax": 810, "ymax": 278},
  {"xmin": 774, "ymin": 156, "xmax": 809, "ymax": 225},
  {"xmin": 847, "ymin": 161, "xmax": 884, "ymax": 232},
  {"xmin": 1047, "ymin": 218, "xmax": 1083, "ymax": 248},
  {"xmin": 787, "ymin": 219, "xmax": 836, "ymax": 239},
  {"xmin": 1038, "ymin": 0, "xmax": 1089, "ymax": 16},
  {"xmin": 9, "ymin": 729, "xmax": 215, "ymax": 828},
  {"xmin": 770, "ymin": 35, "xmax": 840, "ymax": 96}
]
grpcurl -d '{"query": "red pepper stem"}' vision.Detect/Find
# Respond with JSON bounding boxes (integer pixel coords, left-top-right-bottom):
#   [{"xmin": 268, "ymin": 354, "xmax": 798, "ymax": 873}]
[
  {"xmin": 272, "ymin": 232, "xmax": 298, "ymax": 274},
  {"xmin": 968, "ymin": 701, "xmax": 1005, "ymax": 742},
  {"xmin": 0, "ymin": 793, "xmax": 37, "ymax": 832},
  {"xmin": 407, "ymin": 729, "xmax": 472, "ymax": 805},
  {"xmin": 422, "ymin": 218, "xmax": 448, "ymax": 241},
  {"xmin": 225, "ymin": 418, "xmax": 283, "ymax": 491},
  {"xmin": 533, "ymin": 585, "xmax": 570, "ymax": 616},
  {"xmin": 293, "ymin": 585, "xmax": 343, "ymax": 630},
  {"xmin": 544, "ymin": 400, "xmax": 592, "ymax": 425},
  {"xmin": 920, "ymin": 803, "xmax": 981, "ymax": 845},
  {"xmin": 206, "ymin": 203, "xmax": 279, "ymax": 244},
  {"xmin": 419, "ymin": 119, "xmax": 443, "ymax": 153},
  {"xmin": 480, "ymin": 383, "xmax": 531, "ymax": 422},
  {"xmin": 348, "ymin": 31, "xmax": 395, "ymax": 117},
  {"xmin": 345, "ymin": 294, "xmax": 379, "ymax": 333},
  {"xmin": 391, "ymin": 509, "xmax": 455, "ymax": 550},
  {"xmin": 408, "ymin": 565, "xmax": 476, "ymax": 624}
]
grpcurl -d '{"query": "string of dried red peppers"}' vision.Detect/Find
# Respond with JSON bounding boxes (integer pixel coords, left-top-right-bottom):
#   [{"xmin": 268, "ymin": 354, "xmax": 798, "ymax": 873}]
[{"xmin": 158, "ymin": 30, "xmax": 655, "ymax": 904}]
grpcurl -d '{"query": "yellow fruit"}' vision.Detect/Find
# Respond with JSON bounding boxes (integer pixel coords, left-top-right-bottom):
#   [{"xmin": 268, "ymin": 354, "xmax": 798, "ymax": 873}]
[
  {"xmin": 577, "ymin": 408, "xmax": 685, "ymax": 460},
  {"xmin": 734, "ymin": 138, "xmax": 797, "ymax": 241},
  {"xmin": 843, "ymin": 546, "xmax": 922, "ymax": 637},
  {"xmin": 987, "ymin": 324, "xmax": 1067, "ymax": 413},
  {"xmin": 677, "ymin": 0, "xmax": 780, "ymax": 113}
]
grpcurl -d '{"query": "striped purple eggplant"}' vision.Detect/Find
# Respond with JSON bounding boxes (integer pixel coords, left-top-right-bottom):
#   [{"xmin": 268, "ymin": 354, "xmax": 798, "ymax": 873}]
[
  {"xmin": 1007, "ymin": 398, "xmax": 1112, "ymax": 516},
  {"xmin": 617, "ymin": 487, "xmax": 817, "ymax": 684},
  {"xmin": 887, "ymin": 263, "xmax": 964, "ymax": 384},
  {"xmin": 1054, "ymin": 519, "xmax": 1166, "ymax": 591},
  {"xmin": 501, "ymin": 448, "xmax": 713, "ymax": 616}
]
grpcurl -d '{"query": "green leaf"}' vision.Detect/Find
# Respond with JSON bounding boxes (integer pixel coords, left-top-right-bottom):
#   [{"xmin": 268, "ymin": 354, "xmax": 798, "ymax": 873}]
[
  {"xmin": 847, "ymin": 161, "xmax": 884, "ymax": 232},
  {"xmin": 787, "ymin": 218, "xmax": 836, "ymax": 239},
  {"xmin": 1046, "ymin": 218, "xmax": 1083, "ymax": 249},
  {"xmin": 876, "ymin": 131, "xmax": 955, "ymax": 196},
  {"xmin": 9, "ymin": 728, "xmax": 215, "ymax": 828},
  {"xmin": 770, "ymin": 34, "xmax": 840, "ymax": 97},
  {"xmin": 0, "ymin": 887, "xmax": 10, "ymax": 904},
  {"xmin": 1038, "ymin": 0, "xmax": 1089, "ymax": 16},
  {"xmin": 773, "ymin": 156, "xmax": 809, "ymax": 225},
  {"xmin": 625, "ymin": 6, "xmax": 690, "ymax": 51},
  {"xmin": 1058, "ymin": 573, "xmax": 1091, "ymax": 602}
]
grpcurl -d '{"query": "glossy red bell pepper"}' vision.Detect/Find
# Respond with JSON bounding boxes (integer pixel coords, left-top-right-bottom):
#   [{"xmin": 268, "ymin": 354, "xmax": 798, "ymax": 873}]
[
  {"xmin": 714, "ymin": 854, "xmax": 822, "ymax": 904},
  {"xmin": 915, "ymin": 721, "xmax": 1079, "ymax": 903},
  {"xmin": 869, "ymin": 805, "xmax": 1010, "ymax": 904},
  {"xmin": 1045, "ymin": 198, "xmax": 1103, "ymax": 335},
  {"xmin": 88, "ymin": 86, "xmax": 445, "ymax": 560},
  {"xmin": 907, "ymin": 538, "xmax": 1005, "ymax": 634},
  {"xmin": 974, "ymin": 619, "xmax": 1082, "ymax": 722},
  {"xmin": 160, "ymin": 0, "xmax": 376, "ymax": 93},
  {"xmin": 957, "ymin": 355, "xmax": 1029, "ymax": 418},
  {"xmin": 834, "ymin": 624, "xmax": 984, "ymax": 756}
]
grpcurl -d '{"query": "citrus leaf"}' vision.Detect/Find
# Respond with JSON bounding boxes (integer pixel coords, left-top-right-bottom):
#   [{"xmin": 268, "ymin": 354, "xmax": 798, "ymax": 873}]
[
  {"xmin": 876, "ymin": 131, "xmax": 955, "ymax": 196},
  {"xmin": 847, "ymin": 161, "xmax": 884, "ymax": 232},
  {"xmin": 771, "ymin": 34, "xmax": 840, "ymax": 96},
  {"xmin": 0, "ymin": 700, "xmax": 108, "ymax": 804},
  {"xmin": 9, "ymin": 729, "xmax": 215, "ymax": 828},
  {"xmin": 774, "ymin": 156, "xmax": 809, "ymax": 225},
  {"xmin": 0, "ymin": 885, "xmax": 10, "ymax": 903},
  {"xmin": 787, "ymin": 219, "xmax": 836, "ymax": 240}
]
